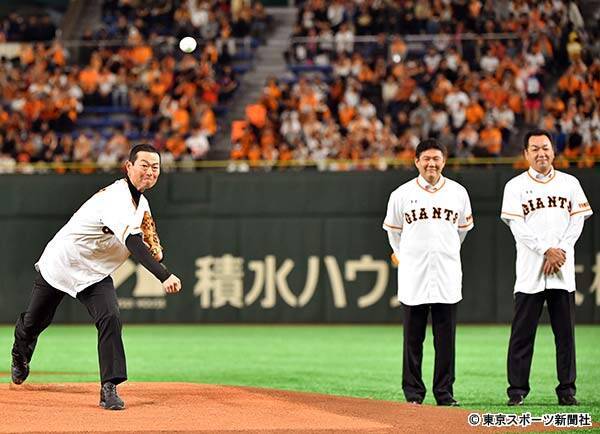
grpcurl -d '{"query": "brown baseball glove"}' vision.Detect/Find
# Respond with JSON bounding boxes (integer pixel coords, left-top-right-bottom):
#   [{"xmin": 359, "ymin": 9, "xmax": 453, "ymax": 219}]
[{"xmin": 141, "ymin": 211, "xmax": 163, "ymax": 262}]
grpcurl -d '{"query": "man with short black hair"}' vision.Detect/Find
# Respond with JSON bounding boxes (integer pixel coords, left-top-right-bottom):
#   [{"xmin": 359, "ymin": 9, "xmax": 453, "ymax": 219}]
[
  {"xmin": 11, "ymin": 144, "xmax": 182, "ymax": 410},
  {"xmin": 383, "ymin": 139, "xmax": 474, "ymax": 406},
  {"xmin": 501, "ymin": 129, "xmax": 592, "ymax": 406}
]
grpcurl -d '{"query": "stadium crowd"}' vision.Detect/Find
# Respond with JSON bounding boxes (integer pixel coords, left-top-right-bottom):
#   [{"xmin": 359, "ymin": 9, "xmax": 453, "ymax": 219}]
[
  {"xmin": 0, "ymin": 0, "xmax": 273, "ymax": 172},
  {"xmin": 0, "ymin": 12, "xmax": 56, "ymax": 42},
  {"xmin": 0, "ymin": 1, "xmax": 598, "ymax": 172},
  {"xmin": 98, "ymin": 0, "xmax": 270, "ymax": 43},
  {"xmin": 230, "ymin": 0, "xmax": 599, "ymax": 169}
]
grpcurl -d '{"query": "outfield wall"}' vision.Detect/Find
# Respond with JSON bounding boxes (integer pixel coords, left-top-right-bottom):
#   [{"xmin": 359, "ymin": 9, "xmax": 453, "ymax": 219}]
[{"xmin": 1, "ymin": 168, "xmax": 598, "ymax": 323}]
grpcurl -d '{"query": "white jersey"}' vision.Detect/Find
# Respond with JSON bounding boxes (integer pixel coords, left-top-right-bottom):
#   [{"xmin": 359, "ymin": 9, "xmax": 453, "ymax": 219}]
[
  {"xmin": 36, "ymin": 179, "xmax": 151, "ymax": 297},
  {"xmin": 383, "ymin": 175, "xmax": 474, "ymax": 305},
  {"xmin": 501, "ymin": 167, "xmax": 592, "ymax": 294}
]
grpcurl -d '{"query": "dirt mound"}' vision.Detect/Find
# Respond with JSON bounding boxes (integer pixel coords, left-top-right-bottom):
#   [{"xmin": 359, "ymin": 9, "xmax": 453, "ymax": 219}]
[{"xmin": 0, "ymin": 382, "xmax": 558, "ymax": 433}]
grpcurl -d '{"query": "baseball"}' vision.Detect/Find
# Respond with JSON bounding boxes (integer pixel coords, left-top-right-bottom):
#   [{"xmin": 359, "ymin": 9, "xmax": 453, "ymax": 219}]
[{"xmin": 179, "ymin": 36, "xmax": 197, "ymax": 53}]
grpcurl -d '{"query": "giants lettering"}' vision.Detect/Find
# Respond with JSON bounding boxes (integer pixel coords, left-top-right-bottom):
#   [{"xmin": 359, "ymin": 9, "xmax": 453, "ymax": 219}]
[
  {"xmin": 558, "ymin": 197, "xmax": 567, "ymax": 208},
  {"xmin": 522, "ymin": 195, "xmax": 569, "ymax": 217},
  {"xmin": 535, "ymin": 198, "xmax": 545, "ymax": 209},
  {"xmin": 405, "ymin": 207, "xmax": 460, "ymax": 225}
]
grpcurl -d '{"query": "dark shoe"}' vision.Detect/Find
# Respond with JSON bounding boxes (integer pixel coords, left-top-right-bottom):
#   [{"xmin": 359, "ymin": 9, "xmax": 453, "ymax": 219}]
[
  {"xmin": 437, "ymin": 398, "xmax": 460, "ymax": 406},
  {"xmin": 558, "ymin": 395, "xmax": 579, "ymax": 406},
  {"xmin": 507, "ymin": 395, "xmax": 524, "ymax": 406},
  {"xmin": 11, "ymin": 353, "xmax": 29, "ymax": 385},
  {"xmin": 99, "ymin": 382, "xmax": 125, "ymax": 410},
  {"xmin": 406, "ymin": 397, "xmax": 423, "ymax": 405}
]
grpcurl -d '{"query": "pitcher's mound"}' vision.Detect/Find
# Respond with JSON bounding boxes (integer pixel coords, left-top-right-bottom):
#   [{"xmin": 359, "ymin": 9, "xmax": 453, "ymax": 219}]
[{"xmin": 0, "ymin": 382, "xmax": 547, "ymax": 433}]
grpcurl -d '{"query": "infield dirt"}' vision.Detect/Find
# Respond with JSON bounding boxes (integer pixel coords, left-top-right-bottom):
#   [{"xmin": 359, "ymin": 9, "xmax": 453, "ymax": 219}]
[{"xmin": 0, "ymin": 382, "xmax": 568, "ymax": 432}]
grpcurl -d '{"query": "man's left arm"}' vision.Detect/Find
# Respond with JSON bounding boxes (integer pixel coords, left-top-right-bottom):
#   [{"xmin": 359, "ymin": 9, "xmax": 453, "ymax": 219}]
[
  {"xmin": 545, "ymin": 179, "xmax": 593, "ymax": 274},
  {"xmin": 556, "ymin": 215, "xmax": 586, "ymax": 252},
  {"xmin": 457, "ymin": 189, "xmax": 474, "ymax": 244},
  {"xmin": 557, "ymin": 179, "xmax": 593, "ymax": 251}
]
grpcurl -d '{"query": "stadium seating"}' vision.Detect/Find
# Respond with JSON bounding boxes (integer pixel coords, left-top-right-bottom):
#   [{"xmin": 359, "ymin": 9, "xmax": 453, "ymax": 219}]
[
  {"xmin": 229, "ymin": 0, "xmax": 598, "ymax": 168},
  {"xmin": 0, "ymin": 1, "xmax": 273, "ymax": 171}
]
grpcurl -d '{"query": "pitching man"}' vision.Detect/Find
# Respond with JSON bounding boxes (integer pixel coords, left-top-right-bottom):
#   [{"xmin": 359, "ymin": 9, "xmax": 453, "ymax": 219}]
[
  {"xmin": 383, "ymin": 139, "xmax": 473, "ymax": 406},
  {"xmin": 11, "ymin": 144, "xmax": 182, "ymax": 410},
  {"xmin": 501, "ymin": 129, "xmax": 592, "ymax": 406}
]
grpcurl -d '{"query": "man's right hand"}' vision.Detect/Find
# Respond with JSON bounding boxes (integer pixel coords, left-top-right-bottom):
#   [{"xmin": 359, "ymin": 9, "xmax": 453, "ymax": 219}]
[
  {"xmin": 543, "ymin": 248, "xmax": 566, "ymax": 275},
  {"xmin": 390, "ymin": 252, "xmax": 399, "ymax": 267},
  {"xmin": 163, "ymin": 274, "xmax": 182, "ymax": 293}
]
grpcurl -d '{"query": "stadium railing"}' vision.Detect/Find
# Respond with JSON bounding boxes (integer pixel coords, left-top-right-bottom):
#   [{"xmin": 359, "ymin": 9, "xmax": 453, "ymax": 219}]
[{"xmin": 1, "ymin": 156, "xmax": 597, "ymax": 175}]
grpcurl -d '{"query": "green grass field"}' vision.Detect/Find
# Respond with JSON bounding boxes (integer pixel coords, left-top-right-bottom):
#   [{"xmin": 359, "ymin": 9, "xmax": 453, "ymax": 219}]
[{"xmin": 1, "ymin": 324, "xmax": 599, "ymax": 431}]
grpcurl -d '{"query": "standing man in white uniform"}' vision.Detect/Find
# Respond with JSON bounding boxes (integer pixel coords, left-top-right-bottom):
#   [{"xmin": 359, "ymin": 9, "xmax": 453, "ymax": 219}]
[
  {"xmin": 501, "ymin": 129, "xmax": 592, "ymax": 406},
  {"xmin": 11, "ymin": 144, "xmax": 182, "ymax": 410},
  {"xmin": 383, "ymin": 139, "xmax": 474, "ymax": 406}
]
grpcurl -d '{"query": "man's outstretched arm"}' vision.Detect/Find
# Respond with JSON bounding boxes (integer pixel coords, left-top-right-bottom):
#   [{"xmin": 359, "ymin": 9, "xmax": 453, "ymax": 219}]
[{"xmin": 125, "ymin": 234, "xmax": 181, "ymax": 293}]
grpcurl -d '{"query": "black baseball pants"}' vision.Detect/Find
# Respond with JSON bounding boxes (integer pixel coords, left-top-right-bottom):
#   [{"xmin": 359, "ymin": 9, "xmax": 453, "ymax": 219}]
[
  {"xmin": 507, "ymin": 289, "xmax": 576, "ymax": 399},
  {"xmin": 402, "ymin": 302, "xmax": 458, "ymax": 403},
  {"xmin": 13, "ymin": 272, "xmax": 127, "ymax": 385}
]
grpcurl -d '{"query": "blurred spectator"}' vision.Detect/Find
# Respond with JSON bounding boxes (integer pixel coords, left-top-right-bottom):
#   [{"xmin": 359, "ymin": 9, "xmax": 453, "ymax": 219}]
[
  {"xmin": 1, "ymin": 12, "xmax": 56, "ymax": 42},
  {"xmin": 1, "ymin": 0, "xmax": 598, "ymax": 172},
  {"xmin": 0, "ymin": 0, "xmax": 263, "ymax": 170},
  {"xmin": 274, "ymin": 0, "xmax": 599, "ymax": 168}
]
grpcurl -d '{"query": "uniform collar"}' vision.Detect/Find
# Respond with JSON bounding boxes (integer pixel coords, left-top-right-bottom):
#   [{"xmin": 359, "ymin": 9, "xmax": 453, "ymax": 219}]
[
  {"xmin": 125, "ymin": 176, "xmax": 141, "ymax": 206},
  {"xmin": 417, "ymin": 174, "xmax": 445, "ymax": 193},
  {"xmin": 527, "ymin": 166, "xmax": 555, "ymax": 183}
]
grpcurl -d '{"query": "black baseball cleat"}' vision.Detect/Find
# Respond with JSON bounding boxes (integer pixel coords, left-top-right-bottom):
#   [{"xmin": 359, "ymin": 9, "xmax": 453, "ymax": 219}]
[
  {"xmin": 11, "ymin": 353, "xmax": 29, "ymax": 385},
  {"xmin": 99, "ymin": 382, "xmax": 125, "ymax": 410},
  {"xmin": 507, "ymin": 395, "xmax": 524, "ymax": 406},
  {"xmin": 437, "ymin": 398, "xmax": 460, "ymax": 407},
  {"xmin": 406, "ymin": 396, "xmax": 423, "ymax": 405},
  {"xmin": 558, "ymin": 395, "xmax": 579, "ymax": 406}
]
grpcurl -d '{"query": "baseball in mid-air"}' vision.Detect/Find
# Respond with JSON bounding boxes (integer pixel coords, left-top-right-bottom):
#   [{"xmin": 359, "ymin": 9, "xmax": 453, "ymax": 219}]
[{"xmin": 179, "ymin": 36, "xmax": 197, "ymax": 53}]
